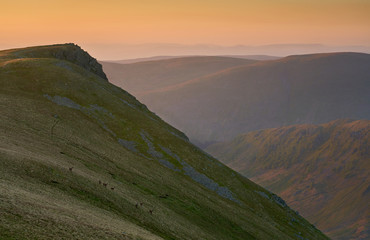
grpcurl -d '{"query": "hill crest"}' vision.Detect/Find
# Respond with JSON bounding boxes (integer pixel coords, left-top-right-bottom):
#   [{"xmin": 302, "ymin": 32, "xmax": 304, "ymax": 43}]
[{"xmin": 1, "ymin": 43, "xmax": 107, "ymax": 81}]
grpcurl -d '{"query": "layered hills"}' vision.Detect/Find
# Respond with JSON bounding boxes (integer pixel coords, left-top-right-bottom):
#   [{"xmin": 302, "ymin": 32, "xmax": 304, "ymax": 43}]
[
  {"xmin": 103, "ymin": 54, "xmax": 279, "ymax": 65},
  {"xmin": 206, "ymin": 119, "xmax": 370, "ymax": 240},
  {"xmin": 0, "ymin": 44, "xmax": 328, "ymax": 239},
  {"xmin": 101, "ymin": 56, "xmax": 257, "ymax": 95},
  {"xmin": 103, "ymin": 52, "xmax": 370, "ymax": 146}
]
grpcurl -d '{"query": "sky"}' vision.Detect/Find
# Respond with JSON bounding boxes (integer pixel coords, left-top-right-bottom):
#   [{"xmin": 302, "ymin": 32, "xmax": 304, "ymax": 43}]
[{"xmin": 1, "ymin": 0, "xmax": 370, "ymax": 59}]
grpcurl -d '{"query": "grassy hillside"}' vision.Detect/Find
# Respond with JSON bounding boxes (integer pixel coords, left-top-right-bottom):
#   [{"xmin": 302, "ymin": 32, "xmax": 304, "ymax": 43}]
[
  {"xmin": 206, "ymin": 119, "xmax": 370, "ymax": 240},
  {"xmin": 101, "ymin": 56, "xmax": 257, "ymax": 95},
  {"xmin": 0, "ymin": 44, "xmax": 328, "ymax": 239},
  {"xmin": 114, "ymin": 52, "xmax": 370, "ymax": 146}
]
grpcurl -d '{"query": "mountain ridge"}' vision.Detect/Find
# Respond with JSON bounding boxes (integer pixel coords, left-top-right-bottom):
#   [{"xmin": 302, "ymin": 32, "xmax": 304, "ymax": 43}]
[
  {"xmin": 124, "ymin": 52, "xmax": 370, "ymax": 145},
  {"xmin": 101, "ymin": 56, "xmax": 257, "ymax": 95},
  {"xmin": 139, "ymin": 52, "xmax": 369, "ymax": 94},
  {"xmin": 102, "ymin": 54, "xmax": 279, "ymax": 64},
  {"xmin": 1, "ymin": 43, "xmax": 108, "ymax": 80}
]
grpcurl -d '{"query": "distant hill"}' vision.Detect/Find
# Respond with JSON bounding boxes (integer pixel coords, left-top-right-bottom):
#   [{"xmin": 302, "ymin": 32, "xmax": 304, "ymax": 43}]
[
  {"xmin": 221, "ymin": 55, "xmax": 280, "ymax": 61},
  {"xmin": 0, "ymin": 44, "xmax": 328, "ymax": 239},
  {"xmin": 82, "ymin": 42, "xmax": 370, "ymax": 60},
  {"xmin": 117, "ymin": 52, "xmax": 370, "ymax": 146},
  {"xmin": 206, "ymin": 119, "xmax": 370, "ymax": 240},
  {"xmin": 104, "ymin": 56, "xmax": 189, "ymax": 64},
  {"xmin": 102, "ymin": 54, "xmax": 279, "ymax": 65},
  {"xmin": 101, "ymin": 56, "xmax": 257, "ymax": 94}
]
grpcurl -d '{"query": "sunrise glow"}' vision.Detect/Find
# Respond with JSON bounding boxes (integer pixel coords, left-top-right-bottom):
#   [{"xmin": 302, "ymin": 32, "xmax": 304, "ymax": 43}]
[{"xmin": 1, "ymin": 0, "xmax": 369, "ymax": 50}]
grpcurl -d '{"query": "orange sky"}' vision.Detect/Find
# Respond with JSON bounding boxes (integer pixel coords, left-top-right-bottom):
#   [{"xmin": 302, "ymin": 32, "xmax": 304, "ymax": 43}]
[{"xmin": 1, "ymin": 0, "xmax": 369, "ymax": 57}]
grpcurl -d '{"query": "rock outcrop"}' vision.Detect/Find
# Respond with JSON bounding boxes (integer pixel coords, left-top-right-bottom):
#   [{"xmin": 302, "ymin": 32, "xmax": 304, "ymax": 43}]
[{"xmin": 15, "ymin": 43, "xmax": 108, "ymax": 81}]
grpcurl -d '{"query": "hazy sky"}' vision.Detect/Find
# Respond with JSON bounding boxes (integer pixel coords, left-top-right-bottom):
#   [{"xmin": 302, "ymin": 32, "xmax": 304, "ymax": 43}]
[{"xmin": 1, "ymin": 0, "xmax": 369, "ymax": 58}]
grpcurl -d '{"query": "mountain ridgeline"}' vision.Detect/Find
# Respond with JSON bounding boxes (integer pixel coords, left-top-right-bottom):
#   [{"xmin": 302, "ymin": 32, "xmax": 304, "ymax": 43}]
[
  {"xmin": 102, "ymin": 52, "xmax": 370, "ymax": 146},
  {"xmin": 206, "ymin": 119, "xmax": 370, "ymax": 240},
  {"xmin": 101, "ymin": 56, "xmax": 257, "ymax": 95},
  {"xmin": 102, "ymin": 54, "xmax": 279, "ymax": 65},
  {"xmin": 8, "ymin": 43, "xmax": 108, "ymax": 80},
  {"xmin": 0, "ymin": 44, "xmax": 328, "ymax": 239}
]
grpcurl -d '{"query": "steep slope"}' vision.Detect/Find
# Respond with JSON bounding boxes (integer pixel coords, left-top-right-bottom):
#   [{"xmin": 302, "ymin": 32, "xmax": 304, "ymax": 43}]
[
  {"xmin": 206, "ymin": 119, "xmax": 370, "ymax": 240},
  {"xmin": 0, "ymin": 44, "xmax": 328, "ymax": 239},
  {"xmin": 128, "ymin": 52, "xmax": 370, "ymax": 146},
  {"xmin": 101, "ymin": 56, "xmax": 257, "ymax": 95}
]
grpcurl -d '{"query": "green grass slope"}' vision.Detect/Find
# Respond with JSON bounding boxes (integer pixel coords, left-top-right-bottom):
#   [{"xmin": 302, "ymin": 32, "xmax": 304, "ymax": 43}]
[
  {"xmin": 206, "ymin": 119, "xmax": 370, "ymax": 240},
  {"xmin": 0, "ymin": 44, "xmax": 328, "ymax": 239},
  {"xmin": 100, "ymin": 56, "xmax": 257, "ymax": 95},
  {"xmin": 130, "ymin": 52, "xmax": 370, "ymax": 146}
]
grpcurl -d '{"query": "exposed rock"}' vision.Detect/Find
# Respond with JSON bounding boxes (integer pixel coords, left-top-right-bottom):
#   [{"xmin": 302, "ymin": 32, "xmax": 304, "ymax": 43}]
[
  {"xmin": 21, "ymin": 43, "xmax": 108, "ymax": 81},
  {"xmin": 271, "ymin": 194, "xmax": 287, "ymax": 208},
  {"xmin": 51, "ymin": 44, "xmax": 107, "ymax": 80},
  {"xmin": 118, "ymin": 138, "xmax": 138, "ymax": 152}
]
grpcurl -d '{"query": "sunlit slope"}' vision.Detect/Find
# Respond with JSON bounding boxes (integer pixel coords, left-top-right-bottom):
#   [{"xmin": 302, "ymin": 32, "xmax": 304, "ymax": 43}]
[
  {"xmin": 0, "ymin": 44, "xmax": 328, "ymax": 239},
  {"xmin": 136, "ymin": 52, "xmax": 370, "ymax": 145},
  {"xmin": 101, "ymin": 56, "xmax": 257, "ymax": 95},
  {"xmin": 207, "ymin": 119, "xmax": 370, "ymax": 240}
]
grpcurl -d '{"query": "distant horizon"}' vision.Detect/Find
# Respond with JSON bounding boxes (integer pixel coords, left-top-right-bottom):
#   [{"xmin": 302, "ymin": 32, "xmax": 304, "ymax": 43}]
[
  {"xmin": 2, "ymin": 42, "xmax": 369, "ymax": 61},
  {"xmin": 2, "ymin": 0, "xmax": 369, "ymax": 59}
]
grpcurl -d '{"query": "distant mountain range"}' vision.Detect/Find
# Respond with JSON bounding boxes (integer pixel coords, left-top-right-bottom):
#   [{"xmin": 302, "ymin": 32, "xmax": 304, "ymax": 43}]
[
  {"xmin": 0, "ymin": 44, "xmax": 328, "ymax": 239},
  {"xmin": 80, "ymin": 43, "xmax": 370, "ymax": 60},
  {"xmin": 103, "ymin": 55, "xmax": 280, "ymax": 64},
  {"xmin": 102, "ymin": 52, "xmax": 370, "ymax": 146},
  {"xmin": 206, "ymin": 119, "xmax": 370, "ymax": 240}
]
